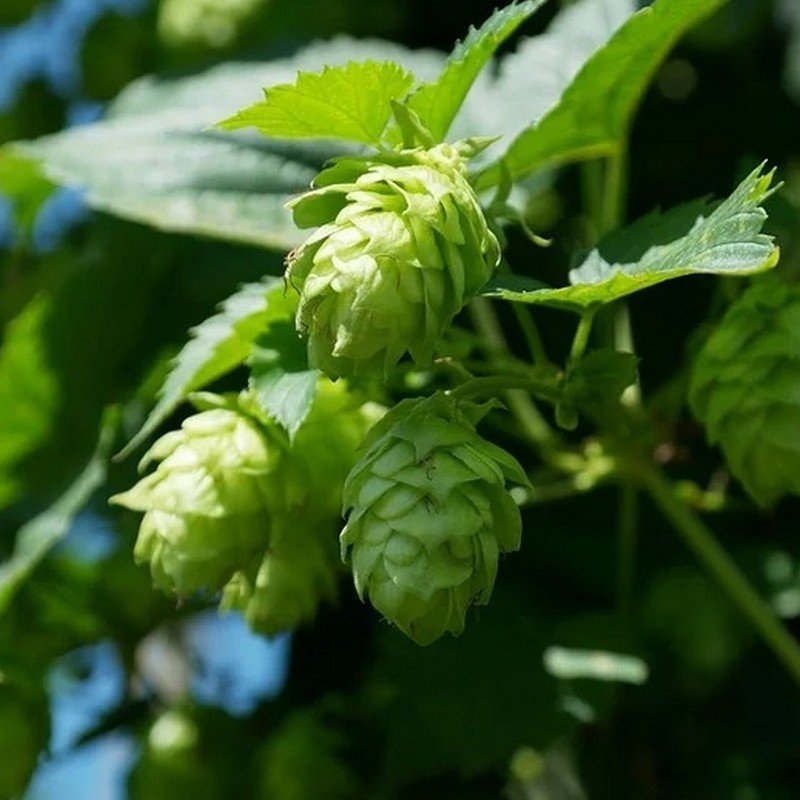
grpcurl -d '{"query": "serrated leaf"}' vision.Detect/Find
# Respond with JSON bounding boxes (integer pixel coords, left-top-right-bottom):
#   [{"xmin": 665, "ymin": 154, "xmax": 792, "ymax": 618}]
[
  {"xmin": 120, "ymin": 279, "xmax": 290, "ymax": 457},
  {"xmin": 0, "ymin": 297, "xmax": 59, "ymax": 509},
  {"xmin": 0, "ymin": 411, "xmax": 117, "ymax": 614},
  {"xmin": 218, "ymin": 61, "xmax": 415, "ymax": 146},
  {"xmin": 17, "ymin": 39, "xmax": 445, "ymax": 251},
  {"xmin": 448, "ymin": 0, "xmax": 633, "ymax": 164},
  {"xmin": 479, "ymin": 0, "xmax": 726, "ymax": 186},
  {"xmin": 249, "ymin": 321, "xmax": 320, "ymax": 439},
  {"xmin": 487, "ymin": 165, "xmax": 779, "ymax": 312},
  {"xmin": 408, "ymin": 0, "xmax": 547, "ymax": 142}
]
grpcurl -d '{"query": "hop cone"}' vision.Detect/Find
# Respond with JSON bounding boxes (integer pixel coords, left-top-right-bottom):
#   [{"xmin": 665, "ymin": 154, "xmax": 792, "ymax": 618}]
[
  {"xmin": 111, "ymin": 401, "xmax": 279, "ymax": 595},
  {"xmin": 220, "ymin": 523, "xmax": 338, "ymax": 635},
  {"xmin": 690, "ymin": 279, "xmax": 800, "ymax": 505},
  {"xmin": 287, "ymin": 142, "xmax": 501, "ymax": 377},
  {"xmin": 340, "ymin": 394, "xmax": 527, "ymax": 645}
]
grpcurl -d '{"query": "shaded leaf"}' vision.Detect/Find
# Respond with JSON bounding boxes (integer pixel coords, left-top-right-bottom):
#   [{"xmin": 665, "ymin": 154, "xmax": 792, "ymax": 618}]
[
  {"xmin": 0, "ymin": 298, "xmax": 59, "ymax": 509},
  {"xmin": 0, "ymin": 148, "xmax": 55, "ymax": 239},
  {"xmin": 487, "ymin": 165, "xmax": 778, "ymax": 312},
  {"xmin": 0, "ymin": 411, "xmax": 117, "ymax": 614},
  {"xmin": 120, "ymin": 279, "xmax": 290, "ymax": 457},
  {"xmin": 219, "ymin": 61, "xmax": 415, "ymax": 145},
  {"xmin": 18, "ymin": 39, "xmax": 444, "ymax": 251}
]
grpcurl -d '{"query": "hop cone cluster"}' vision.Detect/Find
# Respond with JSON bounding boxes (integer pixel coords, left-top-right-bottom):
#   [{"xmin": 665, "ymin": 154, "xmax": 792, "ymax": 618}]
[
  {"xmin": 113, "ymin": 384, "xmax": 373, "ymax": 633},
  {"xmin": 286, "ymin": 142, "xmax": 501, "ymax": 377},
  {"xmin": 111, "ymin": 402, "xmax": 278, "ymax": 595},
  {"xmin": 340, "ymin": 394, "xmax": 527, "ymax": 645},
  {"xmin": 690, "ymin": 279, "xmax": 800, "ymax": 506}
]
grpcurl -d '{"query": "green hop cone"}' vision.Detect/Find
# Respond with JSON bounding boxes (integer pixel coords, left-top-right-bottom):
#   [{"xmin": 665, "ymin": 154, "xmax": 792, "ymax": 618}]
[
  {"xmin": 111, "ymin": 399, "xmax": 279, "ymax": 595},
  {"xmin": 287, "ymin": 141, "xmax": 501, "ymax": 377},
  {"xmin": 220, "ymin": 523, "xmax": 338, "ymax": 636},
  {"xmin": 690, "ymin": 279, "xmax": 800, "ymax": 505},
  {"xmin": 340, "ymin": 393, "xmax": 527, "ymax": 645}
]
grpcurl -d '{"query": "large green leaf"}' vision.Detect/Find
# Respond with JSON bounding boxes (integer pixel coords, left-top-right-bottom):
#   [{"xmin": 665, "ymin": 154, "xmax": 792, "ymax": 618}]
[
  {"xmin": 120, "ymin": 278, "xmax": 290, "ymax": 457},
  {"xmin": 479, "ymin": 0, "xmax": 726, "ymax": 186},
  {"xmin": 218, "ymin": 61, "xmax": 415, "ymax": 145},
  {"xmin": 487, "ymin": 165, "xmax": 778, "ymax": 312},
  {"xmin": 408, "ymin": 0, "xmax": 547, "ymax": 142},
  {"xmin": 0, "ymin": 412, "xmax": 116, "ymax": 614},
  {"xmin": 449, "ymin": 0, "xmax": 634, "ymax": 164},
  {"xmin": 17, "ymin": 39, "xmax": 445, "ymax": 252}
]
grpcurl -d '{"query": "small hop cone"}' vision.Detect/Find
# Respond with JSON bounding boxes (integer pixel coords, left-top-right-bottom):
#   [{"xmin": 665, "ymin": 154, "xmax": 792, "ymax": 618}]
[
  {"xmin": 287, "ymin": 142, "xmax": 501, "ymax": 377},
  {"xmin": 340, "ymin": 393, "xmax": 527, "ymax": 645},
  {"xmin": 111, "ymin": 403, "xmax": 278, "ymax": 595},
  {"xmin": 690, "ymin": 278, "xmax": 800, "ymax": 506},
  {"xmin": 221, "ymin": 524, "xmax": 339, "ymax": 636}
]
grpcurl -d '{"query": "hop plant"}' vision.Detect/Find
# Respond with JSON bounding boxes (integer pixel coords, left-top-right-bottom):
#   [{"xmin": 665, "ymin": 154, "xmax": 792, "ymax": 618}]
[
  {"xmin": 286, "ymin": 141, "xmax": 501, "ymax": 377},
  {"xmin": 111, "ymin": 399, "xmax": 279, "ymax": 595},
  {"xmin": 690, "ymin": 279, "xmax": 800, "ymax": 506},
  {"xmin": 340, "ymin": 393, "xmax": 527, "ymax": 645},
  {"xmin": 220, "ymin": 524, "xmax": 338, "ymax": 635}
]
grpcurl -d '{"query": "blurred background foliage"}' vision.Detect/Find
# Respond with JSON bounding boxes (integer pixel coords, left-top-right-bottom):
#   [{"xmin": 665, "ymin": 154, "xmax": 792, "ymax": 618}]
[{"xmin": 1, "ymin": 0, "xmax": 800, "ymax": 798}]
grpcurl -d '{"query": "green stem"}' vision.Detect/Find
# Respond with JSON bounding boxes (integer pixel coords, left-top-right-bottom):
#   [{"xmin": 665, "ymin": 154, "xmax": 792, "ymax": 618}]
[
  {"xmin": 448, "ymin": 375, "xmax": 559, "ymax": 404},
  {"xmin": 642, "ymin": 466, "xmax": 800, "ymax": 687},
  {"xmin": 569, "ymin": 310, "xmax": 596, "ymax": 363},
  {"xmin": 511, "ymin": 303, "xmax": 549, "ymax": 366},
  {"xmin": 617, "ymin": 485, "xmax": 638, "ymax": 617},
  {"xmin": 468, "ymin": 298, "xmax": 559, "ymax": 449},
  {"xmin": 601, "ymin": 147, "xmax": 628, "ymax": 235}
]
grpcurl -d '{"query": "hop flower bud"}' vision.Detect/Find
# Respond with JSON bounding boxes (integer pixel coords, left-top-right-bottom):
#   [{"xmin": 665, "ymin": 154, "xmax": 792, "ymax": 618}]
[
  {"xmin": 340, "ymin": 394, "xmax": 527, "ymax": 645},
  {"xmin": 111, "ymin": 402, "xmax": 278, "ymax": 594},
  {"xmin": 690, "ymin": 279, "xmax": 800, "ymax": 505},
  {"xmin": 287, "ymin": 142, "xmax": 501, "ymax": 377},
  {"xmin": 220, "ymin": 523, "xmax": 338, "ymax": 636}
]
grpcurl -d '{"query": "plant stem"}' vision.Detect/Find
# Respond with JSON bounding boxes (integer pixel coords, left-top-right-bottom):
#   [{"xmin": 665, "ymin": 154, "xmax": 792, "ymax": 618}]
[
  {"xmin": 642, "ymin": 465, "xmax": 800, "ymax": 688},
  {"xmin": 569, "ymin": 309, "xmax": 596, "ymax": 362},
  {"xmin": 469, "ymin": 297, "xmax": 559, "ymax": 449},
  {"xmin": 448, "ymin": 374, "xmax": 559, "ymax": 403},
  {"xmin": 601, "ymin": 147, "xmax": 628, "ymax": 235},
  {"xmin": 511, "ymin": 303, "xmax": 549, "ymax": 366}
]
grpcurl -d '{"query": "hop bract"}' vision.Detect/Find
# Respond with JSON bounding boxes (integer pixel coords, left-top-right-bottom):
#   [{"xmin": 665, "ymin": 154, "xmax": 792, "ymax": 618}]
[
  {"xmin": 221, "ymin": 523, "xmax": 338, "ymax": 636},
  {"xmin": 690, "ymin": 279, "xmax": 800, "ymax": 506},
  {"xmin": 287, "ymin": 142, "xmax": 501, "ymax": 377},
  {"xmin": 340, "ymin": 394, "xmax": 527, "ymax": 645},
  {"xmin": 111, "ymin": 401, "xmax": 278, "ymax": 595}
]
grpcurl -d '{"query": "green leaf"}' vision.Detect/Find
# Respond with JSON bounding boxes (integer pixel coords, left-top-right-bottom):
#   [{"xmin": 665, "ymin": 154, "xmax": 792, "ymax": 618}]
[
  {"xmin": 0, "ymin": 411, "xmax": 117, "ymax": 614},
  {"xmin": 219, "ymin": 60, "xmax": 415, "ymax": 146},
  {"xmin": 18, "ymin": 39, "xmax": 444, "ymax": 251},
  {"xmin": 0, "ymin": 148, "xmax": 55, "ymax": 239},
  {"xmin": 479, "ymin": 0, "xmax": 726, "ymax": 185},
  {"xmin": 0, "ymin": 298, "xmax": 59, "ymax": 509},
  {"xmin": 563, "ymin": 350, "xmax": 638, "ymax": 405},
  {"xmin": 120, "ymin": 279, "xmax": 290, "ymax": 458},
  {"xmin": 450, "ymin": 0, "xmax": 633, "ymax": 163},
  {"xmin": 249, "ymin": 322, "xmax": 320, "ymax": 440},
  {"xmin": 487, "ymin": 165, "xmax": 779, "ymax": 312},
  {"xmin": 408, "ymin": 0, "xmax": 547, "ymax": 142}
]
